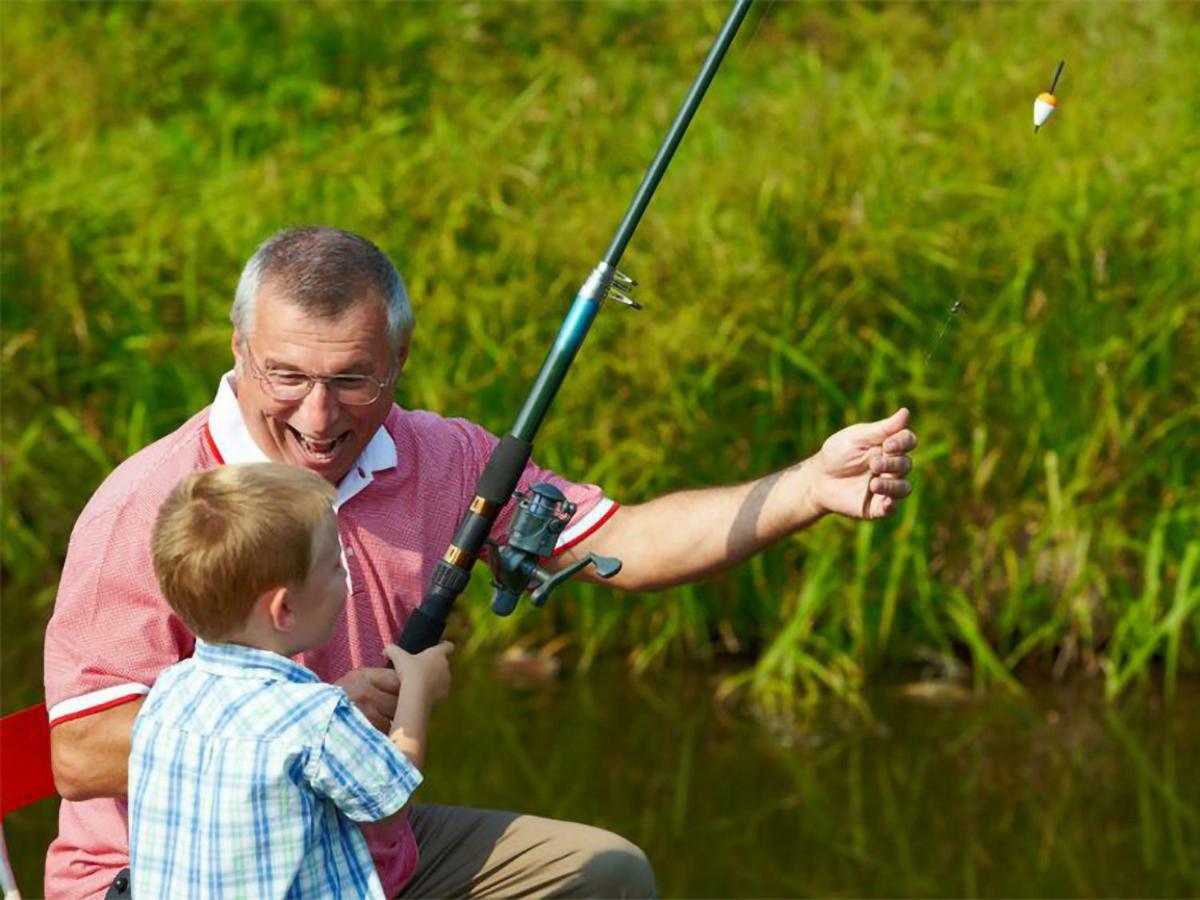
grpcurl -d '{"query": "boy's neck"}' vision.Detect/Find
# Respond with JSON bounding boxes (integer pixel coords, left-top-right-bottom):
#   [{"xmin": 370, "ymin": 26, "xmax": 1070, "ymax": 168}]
[{"xmin": 218, "ymin": 622, "xmax": 309, "ymax": 659}]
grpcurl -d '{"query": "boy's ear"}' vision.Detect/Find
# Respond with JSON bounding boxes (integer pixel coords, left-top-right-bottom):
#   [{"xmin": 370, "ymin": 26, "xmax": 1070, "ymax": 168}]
[{"xmin": 262, "ymin": 586, "xmax": 295, "ymax": 633}]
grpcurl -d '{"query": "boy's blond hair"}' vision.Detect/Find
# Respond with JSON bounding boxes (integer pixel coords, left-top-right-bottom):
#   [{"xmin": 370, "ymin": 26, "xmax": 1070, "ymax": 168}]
[{"xmin": 152, "ymin": 463, "xmax": 337, "ymax": 640}]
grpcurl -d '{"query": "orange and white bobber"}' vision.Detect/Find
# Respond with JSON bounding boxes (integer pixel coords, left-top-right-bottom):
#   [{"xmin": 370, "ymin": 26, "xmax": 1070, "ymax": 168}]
[
  {"xmin": 1033, "ymin": 92, "xmax": 1058, "ymax": 131},
  {"xmin": 1034, "ymin": 60, "xmax": 1064, "ymax": 133}
]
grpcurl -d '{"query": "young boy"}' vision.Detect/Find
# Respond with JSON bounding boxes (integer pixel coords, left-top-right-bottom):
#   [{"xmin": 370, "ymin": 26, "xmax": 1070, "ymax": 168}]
[{"xmin": 129, "ymin": 462, "xmax": 453, "ymax": 899}]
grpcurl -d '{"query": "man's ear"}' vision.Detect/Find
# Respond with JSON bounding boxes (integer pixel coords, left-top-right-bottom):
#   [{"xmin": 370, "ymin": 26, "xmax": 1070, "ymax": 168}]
[
  {"xmin": 262, "ymin": 586, "xmax": 295, "ymax": 633},
  {"xmin": 394, "ymin": 334, "xmax": 411, "ymax": 376},
  {"xmin": 231, "ymin": 333, "xmax": 244, "ymax": 376}
]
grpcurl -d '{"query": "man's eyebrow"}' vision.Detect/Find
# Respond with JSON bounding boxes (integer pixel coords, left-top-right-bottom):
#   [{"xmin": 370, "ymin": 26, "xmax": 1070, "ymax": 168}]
[
  {"xmin": 262, "ymin": 356, "xmax": 376, "ymax": 376},
  {"xmin": 335, "ymin": 361, "xmax": 377, "ymax": 376}
]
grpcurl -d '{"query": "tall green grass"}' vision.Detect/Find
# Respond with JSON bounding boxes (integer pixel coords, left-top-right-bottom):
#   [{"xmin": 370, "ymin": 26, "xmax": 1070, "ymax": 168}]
[{"xmin": 3, "ymin": 2, "xmax": 1198, "ymax": 712}]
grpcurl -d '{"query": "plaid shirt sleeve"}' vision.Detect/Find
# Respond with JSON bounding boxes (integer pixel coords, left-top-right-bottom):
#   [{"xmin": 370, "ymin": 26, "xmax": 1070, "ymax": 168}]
[{"xmin": 306, "ymin": 694, "xmax": 423, "ymax": 823}]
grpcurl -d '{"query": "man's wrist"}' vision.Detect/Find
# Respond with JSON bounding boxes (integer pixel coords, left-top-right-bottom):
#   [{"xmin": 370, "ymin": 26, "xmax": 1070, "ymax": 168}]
[{"xmin": 787, "ymin": 456, "xmax": 828, "ymax": 527}]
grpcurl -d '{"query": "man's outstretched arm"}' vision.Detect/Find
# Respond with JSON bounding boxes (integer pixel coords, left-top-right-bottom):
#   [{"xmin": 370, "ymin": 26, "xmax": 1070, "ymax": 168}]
[{"xmin": 560, "ymin": 408, "xmax": 917, "ymax": 592}]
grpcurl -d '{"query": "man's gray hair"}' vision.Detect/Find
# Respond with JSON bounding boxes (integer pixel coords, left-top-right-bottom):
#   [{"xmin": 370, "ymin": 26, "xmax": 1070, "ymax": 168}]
[{"xmin": 230, "ymin": 227, "xmax": 414, "ymax": 348}]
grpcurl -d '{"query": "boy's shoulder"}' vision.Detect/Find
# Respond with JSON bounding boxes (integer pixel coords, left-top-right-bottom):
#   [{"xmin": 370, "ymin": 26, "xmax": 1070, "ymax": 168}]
[{"xmin": 139, "ymin": 655, "xmax": 349, "ymax": 744}]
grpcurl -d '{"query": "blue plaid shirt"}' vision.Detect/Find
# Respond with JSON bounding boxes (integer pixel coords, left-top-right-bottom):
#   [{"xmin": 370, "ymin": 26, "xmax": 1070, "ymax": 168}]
[{"xmin": 129, "ymin": 640, "xmax": 421, "ymax": 899}]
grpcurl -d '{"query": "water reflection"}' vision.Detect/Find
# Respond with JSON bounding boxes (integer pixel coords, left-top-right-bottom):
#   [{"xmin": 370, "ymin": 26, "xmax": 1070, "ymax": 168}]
[
  {"xmin": 423, "ymin": 663, "xmax": 1200, "ymax": 898},
  {"xmin": 6, "ymin": 662, "xmax": 1198, "ymax": 897}
]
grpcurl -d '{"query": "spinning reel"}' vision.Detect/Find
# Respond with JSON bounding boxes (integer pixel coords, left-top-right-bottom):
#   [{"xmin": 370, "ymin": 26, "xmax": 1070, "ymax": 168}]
[{"xmin": 489, "ymin": 483, "xmax": 622, "ymax": 616}]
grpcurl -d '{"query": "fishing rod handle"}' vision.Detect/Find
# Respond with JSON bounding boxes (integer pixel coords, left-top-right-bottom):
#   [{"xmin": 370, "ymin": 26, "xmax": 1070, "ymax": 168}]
[{"xmin": 397, "ymin": 433, "xmax": 532, "ymax": 652}]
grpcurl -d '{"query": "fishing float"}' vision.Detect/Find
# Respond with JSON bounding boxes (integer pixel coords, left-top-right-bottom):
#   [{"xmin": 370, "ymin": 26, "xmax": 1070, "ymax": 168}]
[{"xmin": 1034, "ymin": 60, "xmax": 1065, "ymax": 133}]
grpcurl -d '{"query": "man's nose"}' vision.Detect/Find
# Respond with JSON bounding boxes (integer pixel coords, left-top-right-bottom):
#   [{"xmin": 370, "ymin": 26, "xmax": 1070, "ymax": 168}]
[{"xmin": 293, "ymin": 381, "xmax": 340, "ymax": 433}]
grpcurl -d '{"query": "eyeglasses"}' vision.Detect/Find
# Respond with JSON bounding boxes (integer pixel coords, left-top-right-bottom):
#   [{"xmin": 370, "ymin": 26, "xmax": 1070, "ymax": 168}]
[{"xmin": 241, "ymin": 343, "xmax": 395, "ymax": 406}]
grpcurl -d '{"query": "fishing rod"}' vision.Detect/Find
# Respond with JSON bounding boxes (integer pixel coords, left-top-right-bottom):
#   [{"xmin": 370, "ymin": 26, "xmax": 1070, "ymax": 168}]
[{"xmin": 399, "ymin": 0, "xmax": 754, "ymax": 654}]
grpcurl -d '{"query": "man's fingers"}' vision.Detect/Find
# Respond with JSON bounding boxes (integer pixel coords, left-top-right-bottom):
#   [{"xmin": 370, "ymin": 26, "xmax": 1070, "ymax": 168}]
[
  {"xmin": 332, "ymin": 667, "xmax": 401, "ymax": 732},
  {"xmin": 365, "ymin": 680, "xmax": 399, "ymax": 708},
  {"xmin": 882, "ymin": 429, "xmax": 918, "ymax": 455},
  {"xmin": 348, "ymin": 668, "xmax": 399, "ymax": 715},
  {"xmin": 362, "ymin": 666, "xmax": 401, "ymax": 693},
  {"xmin": 870, "ymin": 453, "xmax": 912, "ymax": 476},
  {"xmin": 359, "ymin": 705, "xmax": 390, "ymax": 730},
  {"xmin": 869, "ymin": 476, "xmax": 912, "ymax": 498}
]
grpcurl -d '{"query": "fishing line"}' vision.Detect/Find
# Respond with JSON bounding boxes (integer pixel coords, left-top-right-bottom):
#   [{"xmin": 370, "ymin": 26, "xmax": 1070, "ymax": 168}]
[
  {"xmin": 741, "ymin": 0, "xmax": 777, "ymax": 55},
  {"xmin": 924, "ymin": 299, "xmax": 965, "ymax": 364},
  {"xmin": 921, "ymin": 60, "xmax": 1064, "ymax": 368}
]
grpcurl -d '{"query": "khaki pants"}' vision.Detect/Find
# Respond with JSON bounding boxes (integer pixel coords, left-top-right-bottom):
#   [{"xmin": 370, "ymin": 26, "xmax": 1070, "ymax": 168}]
[{"xmin": 400, "ymin": 805, "xmax": 658, "ymax": 899}]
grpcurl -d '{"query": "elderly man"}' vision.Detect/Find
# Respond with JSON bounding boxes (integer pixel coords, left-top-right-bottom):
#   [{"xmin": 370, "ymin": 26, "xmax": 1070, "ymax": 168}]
[{"xmin": 45, "ymin": 227, "xmax": 917, "ymax": 899}]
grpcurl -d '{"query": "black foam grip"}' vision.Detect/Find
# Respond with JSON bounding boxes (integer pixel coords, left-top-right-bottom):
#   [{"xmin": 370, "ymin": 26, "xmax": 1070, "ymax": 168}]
[
  {"xmin": 477, "ymin": 434, "xmax": 532, "ymax": 504},
  {"xmin": 399, "ymin": 607, "xmax": 448, "ymax": 653}
]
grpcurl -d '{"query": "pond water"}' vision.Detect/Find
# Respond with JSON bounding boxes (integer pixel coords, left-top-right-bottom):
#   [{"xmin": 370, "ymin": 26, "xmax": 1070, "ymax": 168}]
[{"xmin": 6, "ymin": 658, "xmax": 1199, "ymax": 897}]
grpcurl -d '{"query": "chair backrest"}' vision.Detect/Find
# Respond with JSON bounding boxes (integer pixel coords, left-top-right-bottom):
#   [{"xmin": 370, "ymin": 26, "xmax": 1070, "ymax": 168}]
[{"xmin": 0, "ymin": 703, "xmax": 57, "ymax": 817}]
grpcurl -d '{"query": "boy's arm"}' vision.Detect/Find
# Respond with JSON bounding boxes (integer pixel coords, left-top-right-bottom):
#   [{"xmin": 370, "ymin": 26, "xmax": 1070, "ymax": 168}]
[
  {"xmin": 387, "ymin": 681, "xmax": 435, "ymax": 770},
  {"xmin": 350, "ymin": 643, "xmax": 453, "ymax": 828},
  {"xmin": 361, "ymin": 684, "xmax": 438, "ymax": 831},
  {"xmin": 307, "ymin": 692, "xmax": 423, "ymax": 825},
  {"xmin": 381, "ymin": 641, "xmax": 453, "ymax": 773}
]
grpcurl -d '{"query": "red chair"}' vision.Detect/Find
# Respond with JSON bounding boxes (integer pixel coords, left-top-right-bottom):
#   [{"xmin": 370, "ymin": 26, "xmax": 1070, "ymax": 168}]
[{"xmin": 1, "ymin": 703, "xmax": 58, "ymax": 899}]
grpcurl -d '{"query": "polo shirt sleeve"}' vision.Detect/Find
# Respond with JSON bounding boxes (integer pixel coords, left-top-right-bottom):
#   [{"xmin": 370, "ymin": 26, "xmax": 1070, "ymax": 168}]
[
  {"xmin": 306, "ymin": 693, "xmax": 422, "ymax": 823},
  {"xmin": 44, "ymin": 496, "xmax": 194, "ymax": 727},
  {"xmin": 455, "ymin": 420, "xmax": 619, "ymax": 556}
]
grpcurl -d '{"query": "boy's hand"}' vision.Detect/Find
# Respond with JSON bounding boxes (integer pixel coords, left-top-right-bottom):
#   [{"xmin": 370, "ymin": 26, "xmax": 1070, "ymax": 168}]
[
  {"xmin": 383, "ymin": 642, "xmax": 454, "ymax": 705},
  {"xmin": 334, "ymin": 667, "xmax": 401, "ymax": 732}
]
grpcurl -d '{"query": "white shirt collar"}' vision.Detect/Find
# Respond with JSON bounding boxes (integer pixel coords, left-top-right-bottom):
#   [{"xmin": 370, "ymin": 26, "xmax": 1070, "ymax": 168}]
[{"xmin": 207, "ymin": 371, "xmax": 397, "ymax": 508}]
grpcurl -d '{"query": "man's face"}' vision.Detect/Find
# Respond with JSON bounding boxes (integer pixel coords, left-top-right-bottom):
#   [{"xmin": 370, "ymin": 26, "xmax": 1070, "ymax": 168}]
[{"xmin": 232, "ymin": 281, "xmax": 407, "ymax": 484}]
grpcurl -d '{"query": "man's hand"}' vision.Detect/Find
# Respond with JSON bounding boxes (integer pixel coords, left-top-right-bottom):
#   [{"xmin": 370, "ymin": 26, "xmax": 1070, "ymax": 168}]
[
  {"xmin": 334, "ymin": 666, "xmax": 400, "ymax": 732},
  {"xmin": 808, "ymin": 408, "xmax": 917, "ymax": 520}
]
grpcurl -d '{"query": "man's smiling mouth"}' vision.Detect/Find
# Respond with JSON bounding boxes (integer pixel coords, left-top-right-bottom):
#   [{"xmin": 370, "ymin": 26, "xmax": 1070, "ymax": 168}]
[{"xmin": 285, "ymin": 425, "xmax": 350, "ymax": 464}]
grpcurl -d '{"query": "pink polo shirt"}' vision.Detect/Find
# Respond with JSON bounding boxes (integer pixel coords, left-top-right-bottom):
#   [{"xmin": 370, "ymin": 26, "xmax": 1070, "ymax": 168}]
[{"xmin": 43, "ymin": 374, "xmax": 616, "ymax": 899}]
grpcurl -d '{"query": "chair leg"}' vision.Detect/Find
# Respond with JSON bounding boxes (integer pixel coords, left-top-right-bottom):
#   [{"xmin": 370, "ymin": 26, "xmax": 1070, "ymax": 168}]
[{"xmin": 0, "ymin": 825, "xmax": 22, "ymax": 900}]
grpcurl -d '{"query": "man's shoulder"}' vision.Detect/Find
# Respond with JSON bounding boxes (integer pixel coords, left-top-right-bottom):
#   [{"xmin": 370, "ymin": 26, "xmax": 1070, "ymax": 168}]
[
  {"xmin": 386, "ymin": 405, "xmax": 498, "ymax": 456},
  {"xmin": 75, "ymin": 407, "xmax": 215, "ymax": 531}
]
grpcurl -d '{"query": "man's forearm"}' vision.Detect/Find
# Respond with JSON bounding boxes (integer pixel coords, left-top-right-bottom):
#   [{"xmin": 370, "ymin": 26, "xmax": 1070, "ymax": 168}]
[
  {"xmin": 50, "ymin": 698, "xmax": 142, "ymax": 800},
  {"xmin": 571, "ymin": 459, "xmax": 823, "ymax": 592}
]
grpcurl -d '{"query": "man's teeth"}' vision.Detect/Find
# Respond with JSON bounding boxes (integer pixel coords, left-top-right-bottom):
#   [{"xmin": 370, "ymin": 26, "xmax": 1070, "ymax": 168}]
[{"xmin": 296, "ymin": 432, "xmax": 343, "ymax": 455}]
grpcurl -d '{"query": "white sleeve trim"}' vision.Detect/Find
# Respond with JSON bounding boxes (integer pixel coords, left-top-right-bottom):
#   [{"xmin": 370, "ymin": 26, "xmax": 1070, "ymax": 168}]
[
  {"xmin": 556, "ymin": 497, "xmax": 617, "ymax": 549},
  {"xmin": 47, "ymin": 682, "xmax": 151, "ymax": 724}
]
